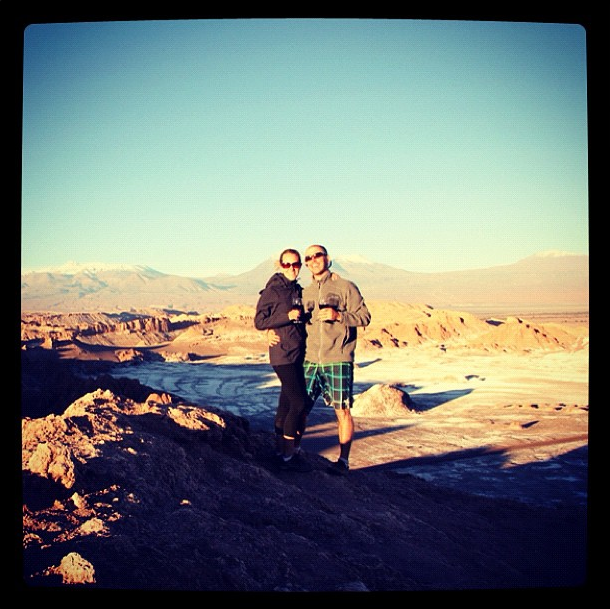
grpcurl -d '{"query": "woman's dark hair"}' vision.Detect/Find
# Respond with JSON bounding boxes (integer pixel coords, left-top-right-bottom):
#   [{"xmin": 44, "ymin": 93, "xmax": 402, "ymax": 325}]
[{"xmin": 279, "ymin": 248, "xmax": 301, "ymax": 265}]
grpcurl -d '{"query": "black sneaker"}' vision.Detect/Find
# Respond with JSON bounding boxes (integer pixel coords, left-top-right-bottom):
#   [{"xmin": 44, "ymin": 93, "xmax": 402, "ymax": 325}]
[
  {"xmin": 326, "ymin": 459, "xmax": 349, "ymax": 476},
  {"xmin": 279, "ymin": 453, "xmax": 313, "ymax": 473}
]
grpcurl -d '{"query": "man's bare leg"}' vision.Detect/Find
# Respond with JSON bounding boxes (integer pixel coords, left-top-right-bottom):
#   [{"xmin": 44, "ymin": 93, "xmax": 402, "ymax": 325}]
[{"xmin": 335, "ymin": 408, "xmax": 353, "ymax": 463}]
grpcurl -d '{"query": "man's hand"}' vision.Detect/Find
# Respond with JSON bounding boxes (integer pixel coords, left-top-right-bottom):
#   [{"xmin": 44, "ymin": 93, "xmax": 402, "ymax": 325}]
[
  {"xmin": 318, "ymin": 308, "xmax": 340, "ymax": 323},
  {"xmin": 267, "ymin": 329, "xmax": 280, "ymax": 347}
]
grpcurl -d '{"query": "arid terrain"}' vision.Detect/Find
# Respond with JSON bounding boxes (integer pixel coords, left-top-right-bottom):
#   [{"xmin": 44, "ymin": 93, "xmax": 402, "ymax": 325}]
[{"xmin": 20, "ymin": 302, "xmax": 590, "ymax": 592}]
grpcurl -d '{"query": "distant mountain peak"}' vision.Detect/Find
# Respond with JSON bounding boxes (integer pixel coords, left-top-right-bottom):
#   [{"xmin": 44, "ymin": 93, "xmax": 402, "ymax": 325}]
[
  {"xmin": 22, "ymin": 262, "xmax": 160, "ymax": 276},
  {"xmin": 335, "ymin": 254, "xmax": 373, "ymax": 264},
  {"xmin": 530, "ymin": 250, "xmax": 584, "ymax": 259},
  {"xmin": 21, "ymin": 252, "xmax": 588, "ymax": 313}
]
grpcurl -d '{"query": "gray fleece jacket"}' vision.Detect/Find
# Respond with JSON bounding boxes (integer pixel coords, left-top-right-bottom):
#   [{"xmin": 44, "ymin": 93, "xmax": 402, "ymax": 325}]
[{"xmin": 302, "ymin": 271, "xmax": 371, "ymax": 364}]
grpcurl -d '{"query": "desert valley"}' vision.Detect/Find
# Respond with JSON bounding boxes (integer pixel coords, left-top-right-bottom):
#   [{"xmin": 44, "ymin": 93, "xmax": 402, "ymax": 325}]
[{"xmin": 20, "ymin": 253, "xmax": 590, "ymax": 592}]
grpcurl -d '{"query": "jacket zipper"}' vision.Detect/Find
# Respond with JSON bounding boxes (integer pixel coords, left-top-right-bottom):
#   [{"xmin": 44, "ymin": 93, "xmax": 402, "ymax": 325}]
[{"xmin": 318, "ymin": 281, "xmax": 323, "ymax": 362}]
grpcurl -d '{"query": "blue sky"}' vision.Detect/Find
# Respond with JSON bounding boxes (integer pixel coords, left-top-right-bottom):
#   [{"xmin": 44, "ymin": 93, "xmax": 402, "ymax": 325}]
[{"xmin": 21, "ymin": 18, "xmax": 588, "ymax": 277}]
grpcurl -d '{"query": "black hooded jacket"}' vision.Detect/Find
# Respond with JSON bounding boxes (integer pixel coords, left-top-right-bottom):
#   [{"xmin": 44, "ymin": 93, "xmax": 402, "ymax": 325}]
[{"xmin": 254, "ymin": 272, "xmax": 306, "ymax": 366}]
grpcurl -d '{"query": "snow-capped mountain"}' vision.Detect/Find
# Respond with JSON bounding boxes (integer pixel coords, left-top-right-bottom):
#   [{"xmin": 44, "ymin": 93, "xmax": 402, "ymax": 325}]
[{"xmin": 21, "ymin": 252, "xmax": 588, "ymax": 314}]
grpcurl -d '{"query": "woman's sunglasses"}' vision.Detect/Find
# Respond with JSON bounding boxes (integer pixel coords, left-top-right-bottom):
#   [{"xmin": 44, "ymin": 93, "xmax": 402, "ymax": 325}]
[{"xmin": 280, "ymin": 261, "xmax": 302, "ymax": 269}]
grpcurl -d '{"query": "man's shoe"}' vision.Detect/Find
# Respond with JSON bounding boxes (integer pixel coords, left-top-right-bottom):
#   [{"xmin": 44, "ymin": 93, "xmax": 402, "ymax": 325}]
[
  {"xmin": 326, "ymin": 459, "xmax": 349, "ymax": 476},
  {"xmin": 280, "ymin": 453, "xmax": 313, "ymax": 473}
]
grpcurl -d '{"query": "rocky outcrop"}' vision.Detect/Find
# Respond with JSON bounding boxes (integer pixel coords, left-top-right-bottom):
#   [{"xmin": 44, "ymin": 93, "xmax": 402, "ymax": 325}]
[
  {"xmin": 21, "ymin": 383, "xmax": 587, "ymax": 591},
  {"xmin": 21, "ymin": 311, "xmax": 189, "ymax": 347},
  {"xmin": 361, "ymin": 303, "xmax": 588, "ymax": 352},
  {"xmin": 21, "ymin": 348, "xmax": 177, "ymax": 419},
  {"xmin": 352, "ymin": 384, "xmax": 417, "ymax": 417},
  {"xmin": 21, "ymin": 304, "xmax": 589, "ymax": 367}
]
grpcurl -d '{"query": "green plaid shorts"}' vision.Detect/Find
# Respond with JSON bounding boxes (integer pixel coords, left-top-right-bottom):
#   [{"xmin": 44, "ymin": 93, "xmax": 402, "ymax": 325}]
[{"xmin": 303, "ymin": 361, "xmax": 354, "ymax": 410}]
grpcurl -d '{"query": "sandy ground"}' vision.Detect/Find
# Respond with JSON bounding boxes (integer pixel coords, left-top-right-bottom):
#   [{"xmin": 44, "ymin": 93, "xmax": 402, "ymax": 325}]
[{"xmin": 108, "ymin": 344, "xmax": 589, "ymax": 509}]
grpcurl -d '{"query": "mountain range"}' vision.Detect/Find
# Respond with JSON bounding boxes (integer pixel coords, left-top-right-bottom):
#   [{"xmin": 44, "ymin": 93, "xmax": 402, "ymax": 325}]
[{"xmin": 20, "ymin": 251, "xmax": 588, "ymax": 314}]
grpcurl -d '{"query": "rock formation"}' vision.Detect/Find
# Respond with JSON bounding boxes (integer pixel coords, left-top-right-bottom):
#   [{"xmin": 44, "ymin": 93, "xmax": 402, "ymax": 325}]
[{"xmin": 352, "ymin": 384, "xmax": 417, "ymax": 417}]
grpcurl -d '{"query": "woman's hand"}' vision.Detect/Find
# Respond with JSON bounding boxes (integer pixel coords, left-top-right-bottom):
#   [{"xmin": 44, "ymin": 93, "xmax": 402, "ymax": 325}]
[
  {"xmin": 287, "ymin": 309, "xmax": 301, "ymax": 322},
  {"xmin": 267, "ymin": 329, "xmax": 280, "ymax": 347}
]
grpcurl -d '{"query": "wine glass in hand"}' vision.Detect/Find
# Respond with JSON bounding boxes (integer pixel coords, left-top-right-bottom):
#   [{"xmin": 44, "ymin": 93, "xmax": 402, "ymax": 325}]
[
  {"xmin": 291, "ymin": 296, "xmax": 304, "ymax": 323},
  {"xmin": 318, "ymin": 293, "xmax": 340, "ymax": 322}
]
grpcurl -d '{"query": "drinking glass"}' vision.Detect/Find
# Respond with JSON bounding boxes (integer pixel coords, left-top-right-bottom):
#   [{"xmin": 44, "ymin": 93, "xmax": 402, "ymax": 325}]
[
  {"xmin": 318, "ymin": 293, "xmax": 340, "ymax": 322},
  {"xmin": 291, "ymin": 296, "xmax": 304, "ymax": 323}
]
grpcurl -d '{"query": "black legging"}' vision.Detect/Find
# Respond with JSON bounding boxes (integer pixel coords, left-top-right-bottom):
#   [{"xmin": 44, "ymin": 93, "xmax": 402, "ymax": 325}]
[{"xmin": 272, "ymin": 362, "xmax": 310, "ymax": 438}]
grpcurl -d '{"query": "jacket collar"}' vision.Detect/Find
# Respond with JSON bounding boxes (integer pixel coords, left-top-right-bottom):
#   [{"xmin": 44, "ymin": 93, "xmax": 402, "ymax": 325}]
[
  {"xmin": 272, "ymin": 272, "xmax": 298, "ymax": 288},
  {"xmin": 314, "ymin": 270, "xmax": 332, "ymax": 284}
]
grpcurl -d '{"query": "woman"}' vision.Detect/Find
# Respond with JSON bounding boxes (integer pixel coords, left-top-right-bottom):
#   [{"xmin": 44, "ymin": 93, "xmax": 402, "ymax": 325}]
[{"xmin": 254, "ymin": 248, "xmax": 312, "ymax": 472}]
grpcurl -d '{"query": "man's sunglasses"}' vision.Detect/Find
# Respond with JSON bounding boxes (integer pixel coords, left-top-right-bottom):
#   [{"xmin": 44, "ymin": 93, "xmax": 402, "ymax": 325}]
[
  {"xmin": 280, "ymin": 261, "xmax": 302, "ymax": 269},
  {"xmin": 304, "ymin": 252, "xmax": 326, "ymax": 263}
]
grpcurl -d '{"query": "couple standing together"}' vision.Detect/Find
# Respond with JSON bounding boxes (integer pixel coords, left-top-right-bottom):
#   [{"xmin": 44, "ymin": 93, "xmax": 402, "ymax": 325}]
[{"xmin": 254, "ymin": 244, "xmax": 371, "ymax": 475}]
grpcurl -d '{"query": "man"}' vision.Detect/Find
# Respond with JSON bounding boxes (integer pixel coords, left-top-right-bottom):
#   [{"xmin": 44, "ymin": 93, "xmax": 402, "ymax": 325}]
[{"xmin": 295, "ymin": 244, "xmax": 371, "ymax": 475}]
